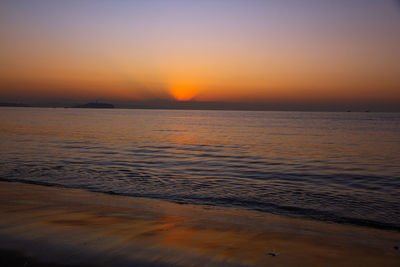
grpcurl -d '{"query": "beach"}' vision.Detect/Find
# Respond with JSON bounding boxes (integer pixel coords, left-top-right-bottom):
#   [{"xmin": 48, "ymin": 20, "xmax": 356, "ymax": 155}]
[
  {"xmin": 2, "ymin": 0, "xmax": 400, "ymax": 265},
  {"xmin": 0, "ymin": 181, "xmax": 399, "ymax": 266}
]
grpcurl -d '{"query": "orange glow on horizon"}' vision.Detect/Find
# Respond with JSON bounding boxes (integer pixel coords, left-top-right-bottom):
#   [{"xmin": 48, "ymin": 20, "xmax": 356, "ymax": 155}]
[
  {"xmin": 0, "ymin": 0, "xmax": 399, "ymax": 108},
  {"xmin": 169, "ymin": 83, "xmax": 200, "ymax": 101}
]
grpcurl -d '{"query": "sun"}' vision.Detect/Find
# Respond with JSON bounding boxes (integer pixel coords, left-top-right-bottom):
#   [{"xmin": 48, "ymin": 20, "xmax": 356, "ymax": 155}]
[{"xmin": 169, "ymin": 84, "xmax": 200, "ymax": 101}]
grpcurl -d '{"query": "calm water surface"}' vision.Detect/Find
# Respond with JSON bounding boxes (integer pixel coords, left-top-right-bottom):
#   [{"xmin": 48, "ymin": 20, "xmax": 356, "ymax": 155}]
[{"xmin": 1, "ymin": 108, "xmax": 399, "ymax": 230}]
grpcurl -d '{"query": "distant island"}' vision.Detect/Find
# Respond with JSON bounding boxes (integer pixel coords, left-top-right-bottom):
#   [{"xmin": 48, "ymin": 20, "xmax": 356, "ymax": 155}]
[
  {"xmin": 72, "ymin": 102, "xmax": 114, "ymax": 109},
  {"xmin": 0, "ymin": 102, "xmax": 31, "ymax": 107},
  {"xmin": 0, "ymin": 100, "xmax": 394, "ymax": 112}
]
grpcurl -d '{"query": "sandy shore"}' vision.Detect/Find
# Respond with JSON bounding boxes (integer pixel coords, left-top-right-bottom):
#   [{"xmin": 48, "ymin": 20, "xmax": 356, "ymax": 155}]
[{"xmin": 0, "ymin": 181, "xmax": 399, "ymax": 266}]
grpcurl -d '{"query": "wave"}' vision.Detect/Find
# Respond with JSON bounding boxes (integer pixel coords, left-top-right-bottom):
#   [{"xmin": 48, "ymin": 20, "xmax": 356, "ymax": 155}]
[{"xmin": 1, "ymin": 177, "xmax": 399, "ymax": 232}]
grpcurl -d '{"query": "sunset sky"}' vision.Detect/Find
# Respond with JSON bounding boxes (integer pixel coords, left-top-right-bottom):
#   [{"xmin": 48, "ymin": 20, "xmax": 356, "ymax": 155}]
[{"xmin": 1, "ymin": 0, "xmax": 399, "ymax": 110}]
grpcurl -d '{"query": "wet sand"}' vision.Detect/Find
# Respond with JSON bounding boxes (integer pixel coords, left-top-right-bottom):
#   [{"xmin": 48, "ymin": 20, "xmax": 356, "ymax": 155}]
[{"xmin": 0, "ymin": 181, "xmax": 399, "ymax": 266}]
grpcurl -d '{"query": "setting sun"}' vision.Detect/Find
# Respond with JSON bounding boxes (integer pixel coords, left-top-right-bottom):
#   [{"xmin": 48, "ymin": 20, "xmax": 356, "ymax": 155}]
[
  {"xmin": 1, "ymin": 0, "xmax": 399, "ymax": 110},
  {"xmin": 169, "ymin": 84, "xmax": 200, "ymax": 101},
  {"xmin": 1, "ymin": 1, "xmax": 400, "ymax": 266}
]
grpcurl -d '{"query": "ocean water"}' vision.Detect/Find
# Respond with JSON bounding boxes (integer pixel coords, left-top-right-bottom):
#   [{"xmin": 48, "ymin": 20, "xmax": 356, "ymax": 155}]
[{"xmin": 1, "ymin": 107, "xmax": 399, "ymax": 230}]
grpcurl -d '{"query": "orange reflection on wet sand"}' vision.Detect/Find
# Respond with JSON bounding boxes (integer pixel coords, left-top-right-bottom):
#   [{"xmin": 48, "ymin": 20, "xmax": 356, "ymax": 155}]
[{"xmin": 0, "ymin": 181, "xmax": 400, "ymax": 266}]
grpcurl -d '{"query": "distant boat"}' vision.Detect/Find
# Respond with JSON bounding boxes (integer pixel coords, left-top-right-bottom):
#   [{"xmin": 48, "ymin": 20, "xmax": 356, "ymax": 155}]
[{"xmin": 72, "ymin": 102, "xmax": 114, "ymax": 109}]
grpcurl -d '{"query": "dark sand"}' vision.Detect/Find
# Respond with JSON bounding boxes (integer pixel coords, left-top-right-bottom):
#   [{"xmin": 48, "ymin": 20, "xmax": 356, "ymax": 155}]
[{"xmin": 0, "ymin": 181, "xmax": 399, "ymax": 266}]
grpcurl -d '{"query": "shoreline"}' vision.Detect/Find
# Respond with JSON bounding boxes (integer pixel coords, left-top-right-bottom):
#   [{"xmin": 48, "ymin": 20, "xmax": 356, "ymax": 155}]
[
  {"xmin": 0, "ymin": 181, "xmax": 399, "ymax": 266},
  {"xmin": 1, "ymin": 178, "xmax": 398, "ymax": 232}
]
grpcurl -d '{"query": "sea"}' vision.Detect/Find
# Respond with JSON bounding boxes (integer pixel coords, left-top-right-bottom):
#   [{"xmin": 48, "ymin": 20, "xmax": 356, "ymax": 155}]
[{"xmin": 1, "ymin": 107, "xmax": 399, "ymax": 230}]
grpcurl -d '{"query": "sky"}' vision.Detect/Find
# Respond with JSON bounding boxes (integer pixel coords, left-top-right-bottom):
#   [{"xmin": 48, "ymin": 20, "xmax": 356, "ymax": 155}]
[{"xmin": 0, "ymin": 0, "xmax": 399, "ymax": 110}]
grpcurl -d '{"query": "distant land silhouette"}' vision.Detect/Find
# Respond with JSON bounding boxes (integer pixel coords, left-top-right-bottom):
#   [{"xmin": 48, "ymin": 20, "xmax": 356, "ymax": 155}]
[
  {"xmin": 0, "ymin": 102, "xmax": 31, "ymax": 107},
  {"xmin": 72, "ymin": 102, "xmax": 114, "ymax": 109},
  {"xmin": 1, "ymin": 99, "xmax": 399, "ymax": 112}
]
